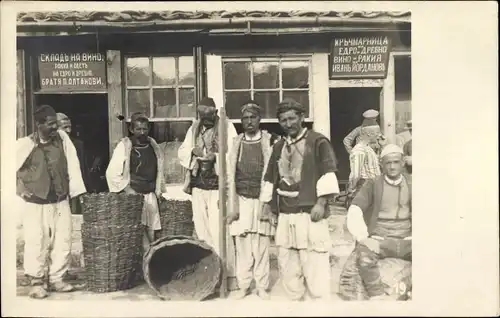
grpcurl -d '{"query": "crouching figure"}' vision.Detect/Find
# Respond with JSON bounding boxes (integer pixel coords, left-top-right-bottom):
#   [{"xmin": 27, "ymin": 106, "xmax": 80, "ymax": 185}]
[{"xmin": 343, "ymin": 144, "xmax": 412, "ymax": 300}]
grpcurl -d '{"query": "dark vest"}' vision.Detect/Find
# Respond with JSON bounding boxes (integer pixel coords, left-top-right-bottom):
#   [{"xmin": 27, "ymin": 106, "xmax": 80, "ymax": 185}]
[{"xmin": 17, "ymin": 136, "xmax": 70, "ymax": 203}]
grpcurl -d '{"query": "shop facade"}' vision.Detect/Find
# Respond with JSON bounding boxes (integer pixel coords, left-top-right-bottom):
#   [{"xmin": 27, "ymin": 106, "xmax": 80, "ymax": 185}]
[{"xmin": 16, "ymin": 10, "xmax": 411, "ymax": 192}]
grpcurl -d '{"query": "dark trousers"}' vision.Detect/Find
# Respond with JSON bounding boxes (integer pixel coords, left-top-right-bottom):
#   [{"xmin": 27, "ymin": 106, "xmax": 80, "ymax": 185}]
[{"xmin": 356, "ymin": 239, "xmax": 412, "ymax": 297}]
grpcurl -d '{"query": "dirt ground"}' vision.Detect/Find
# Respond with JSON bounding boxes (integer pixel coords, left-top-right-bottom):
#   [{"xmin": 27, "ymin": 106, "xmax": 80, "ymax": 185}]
[{"xmin": 16, "ymin": 209, "xmax": 355, "ymax": 301}]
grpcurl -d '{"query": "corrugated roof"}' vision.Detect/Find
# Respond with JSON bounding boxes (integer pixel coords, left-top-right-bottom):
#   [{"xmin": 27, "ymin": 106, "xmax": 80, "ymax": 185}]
[{"xmin": 17, "ymin": 10, "xmax": 410, "ymax": 23}]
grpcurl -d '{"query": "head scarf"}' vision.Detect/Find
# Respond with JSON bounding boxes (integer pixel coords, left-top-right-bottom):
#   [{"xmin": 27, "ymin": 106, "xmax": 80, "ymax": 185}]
[
  {"xmin": 34, "ymin": 105, "xmax": 57, "ymax": 124},
  {"xmin": 56, "ymin": 112, "xmax": 70, "ymax": 123},
  {"xmin": 241, "ymin": 100, "xmax": 261, "ymax": 116},
  {"xmin": 380, "ymin": 144, "xmax": 404, "ymax": 158},
  {"xmin": 362, "ymin": 109, "xmax": 379, "ymax": 119},
  {"xmin": 198, "ymin": 97, "xmax": 216, "ymax": 108},
  {"xmin": 276, "ymin": 98, "xmax": 305, "ymax": 117}
]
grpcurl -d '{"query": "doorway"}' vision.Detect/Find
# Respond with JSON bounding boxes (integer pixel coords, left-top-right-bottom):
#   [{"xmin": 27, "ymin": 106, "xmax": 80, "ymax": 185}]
[
  {"xmin": 35, "ymin": 93, "xmax": 110, "ymax": 193},
  {"xmin": 329, "ymin": 87, "xmax": 382, "ymax": 188}
]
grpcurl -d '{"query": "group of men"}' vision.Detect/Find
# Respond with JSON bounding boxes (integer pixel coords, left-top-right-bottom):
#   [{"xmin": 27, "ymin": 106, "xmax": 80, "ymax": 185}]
[{"xmin": 16, "ymin": 97, "xmax": 412, "ymax": 301}]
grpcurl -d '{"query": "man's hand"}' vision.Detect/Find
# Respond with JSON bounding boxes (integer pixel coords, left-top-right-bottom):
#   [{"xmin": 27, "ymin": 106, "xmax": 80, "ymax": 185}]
[
  {"xmin": 123, "ymin": 186, "xmax": 137, "ymax": 195},
  {"xmin": 310, "ymin": 201, "xmax": 326, "ymax": 222},
  {"xmin": 259, "ymin": 203, "xmax": 272, "ymax": 221},
  {"xmin": 20, "ymin": 191, "xmax": 33, "ymax": 199},
  {"xmin": 360, "ymin": 237, "xmax": 380, "ymax": 254},
  {"xmin": 192, "ymin": 147, "xmax": 205, "ymax": 158},
  {"xmin": 203, "ymin": 152, "xmax": 216, "ymax": 162},
  {"xmin": 226, "ymin": 211, "xmax": 239, "ymax": 224}
]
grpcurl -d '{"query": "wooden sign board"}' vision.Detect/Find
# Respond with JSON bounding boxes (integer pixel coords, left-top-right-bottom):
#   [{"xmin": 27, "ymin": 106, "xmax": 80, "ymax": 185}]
[
  {"xmin": 330, "ymin": 36, "xmax": 392, "ymax": 79},
  {"xmin": 38, "ymin": 53, "xmax": 107, "ymax": 92}
]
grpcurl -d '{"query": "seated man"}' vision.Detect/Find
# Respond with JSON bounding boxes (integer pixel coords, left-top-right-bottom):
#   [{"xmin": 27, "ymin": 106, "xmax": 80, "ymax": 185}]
[{"xmin": 346, "ymin": 144, "xmax": 412, "ymax": 300}]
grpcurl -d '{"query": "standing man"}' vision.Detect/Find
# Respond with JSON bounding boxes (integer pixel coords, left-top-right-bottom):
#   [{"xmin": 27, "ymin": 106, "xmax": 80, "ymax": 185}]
[
  {"xmin": 16, "ymin": 105, "xmax": 86, "ymax": 299},
  {"xmin": 260, "ymin": 98, "xmax": 340, "ymax": 301},
  {"xmin": 344, "ymin": 109, "xmax": 384, "ymax": 154},
  {"xmin": 56, "ymin": 113, "xmax": 87, "ymax": 186},
  {"xmin": 56, "ymin": 113, "xmax": 87, "ymax": 215},
  {"xmin": 178, "ymin": 97, "xmax": 238, "ymax": 253},
  {"xmin": 346, "ymin": 144, "xmax": 412, "ymax": 300},
  {"xmin": 106, "ymin": 112, "xmax": 165, "ymax": 249},
  {"xmin": 226, "ymin": 101, "xmax": 276, "ymax": 300},
  {"xmin": 347, "ymin": 118, "xmax": 383, "ymax": 207},
  {"xmin": 403, "ymin": 120, "xmax": 412, "ymax": 175}
]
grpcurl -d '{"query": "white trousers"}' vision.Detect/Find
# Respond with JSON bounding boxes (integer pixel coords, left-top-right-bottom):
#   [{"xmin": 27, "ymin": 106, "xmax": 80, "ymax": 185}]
[
  {"xmin": 278, "ymin": 247, "xmax": 331, "ymax": 300},
  {"xmin": 191, "ymin": 188, "xmax": 220, "ymax": 253},
  {"xmin": 235, "ymin": 234, "xmax": 270, "ymax": 290},
  {"xmin": 23, "ymin": 199, "xmax": 72, "ymax": 283}
]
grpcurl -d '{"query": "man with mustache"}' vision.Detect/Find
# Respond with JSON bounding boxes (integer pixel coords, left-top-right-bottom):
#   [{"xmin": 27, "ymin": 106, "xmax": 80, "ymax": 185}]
[
  {"xmin": 178, "ymin": 97, "xmax": 237, "ymax": 252},
  {"xmin": 260, "ymin": 98, "xmax": 340, "ymax": 301},
  {"xmin": 346, "ymin": 144, "xmax": 412, "ymax": 300},
  {"xmin": 106, "ymin": 112, "xmax": 165, "ymax": 249},
  {"xmin": 226, "ymin": 101, "xmax": 276, "ymax": 300},
  {"xmin": 16, "ymin": 105, "xmax": 86, "ymax": 299}
]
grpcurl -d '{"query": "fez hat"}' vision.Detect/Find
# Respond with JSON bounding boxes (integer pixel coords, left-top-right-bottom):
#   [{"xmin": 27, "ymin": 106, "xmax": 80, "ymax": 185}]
[
  {"xmin": 241, "ymin": 100, "xmax": 261, "ymax": 116},
  {"xmin": 34, "ymin": 105, "xmax": 57, "ymax": 123}
]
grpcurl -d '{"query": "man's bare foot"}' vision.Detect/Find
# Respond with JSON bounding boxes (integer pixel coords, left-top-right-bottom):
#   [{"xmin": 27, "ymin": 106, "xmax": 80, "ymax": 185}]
[
  {"xmin": 29, "ymin": 285, "xmax": 49, "ymax": 299},
  {"xmin": 231, "ymin": 288, "xmax": 250, "ymax": 300},
  {"xmin": 50, "ymin": 281, "xmax": 75, "ymax": 293}
]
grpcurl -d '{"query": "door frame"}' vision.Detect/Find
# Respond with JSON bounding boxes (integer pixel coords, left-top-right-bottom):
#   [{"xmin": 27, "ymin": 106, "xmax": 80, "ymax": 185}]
[{"xmin": 328, "ymin": 51, "xmax": 411, "ymax": 144}]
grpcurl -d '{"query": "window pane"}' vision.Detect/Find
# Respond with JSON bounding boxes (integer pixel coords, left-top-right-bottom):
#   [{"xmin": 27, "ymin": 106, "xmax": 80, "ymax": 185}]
[
  {"xmin": 153, "ymin": 88, "xmax": 177, "ymax": 118},
  {"xmin": 282, "ymin": 61, "xmax": 309, "ymax": 89},
  {"xmin": 153, "ymin": 57, "xmax": 176, "ymax": 86},
  {"xmin": 179, "ymin": 88, "xmax": 196, "ymax": 118},
  {"xmin": 282, "ymin": 91, "xmax": 310, "ymax": 117},
  {"xmin": 179, "ymin": 56, "xmax": 195, "ymax": 86},
  {"xmin": 224, "ymin": 62, "xmax": 251, "ymax": 89},
  {"xmin": 127, "ymin": 89, "xmax": 150, "ymax": 116},
  {"xmin": 225, "ymin": 91, "xmax": 251, "ymax": 119},
  {"xmin": 253, "ymin": 62, "xmax": 279, "ymax": 89},
  {"xmin": 127, "ymin": 58, "xmax": 150, "ymax": 87},
  {"xmin": 254, "ymin": 91, "xmax": 280, "ymax": 119}
]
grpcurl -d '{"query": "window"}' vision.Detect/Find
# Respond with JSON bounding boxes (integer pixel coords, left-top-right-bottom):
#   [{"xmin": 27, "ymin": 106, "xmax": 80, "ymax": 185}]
[
  {"xmin": 125, "ymin": 56, "xmax": 196, "ymax": 119},
  {"xmin": 125, "ymin": 55, "xmax": 196, "ymax": 185},
  {"xmin": 222, "ymin": 57, "xmax": 312, "ymax": 121}
]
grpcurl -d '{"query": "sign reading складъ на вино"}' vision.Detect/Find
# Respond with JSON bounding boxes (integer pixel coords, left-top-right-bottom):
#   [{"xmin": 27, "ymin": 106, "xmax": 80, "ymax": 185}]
[
  {"xmin": 38, "ymin": 53, "xmax": 107, "ymax": 91},
  {"xmin": 330, "ymin": 36, "xmax": 392, "ymax": 79}
]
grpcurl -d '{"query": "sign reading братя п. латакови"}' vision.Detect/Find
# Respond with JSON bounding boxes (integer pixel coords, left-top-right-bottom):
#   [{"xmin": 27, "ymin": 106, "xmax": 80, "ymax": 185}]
[
  {"xmin": 38, "ymin": 53, "xmax": 107, "ymax": 91},
  {"xmin": 330, "ymin": 36, "xmax": 392, "ymax": 79}
]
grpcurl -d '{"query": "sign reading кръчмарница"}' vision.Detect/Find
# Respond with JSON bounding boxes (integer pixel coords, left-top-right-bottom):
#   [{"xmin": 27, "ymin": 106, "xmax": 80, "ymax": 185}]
[
  {"xmin": 38, "ymin": 53, "xmax": 107, "ymax": 91},
  {"xmin": 330, "ymin": 36, "xmax": 392, "ymax": 79}
]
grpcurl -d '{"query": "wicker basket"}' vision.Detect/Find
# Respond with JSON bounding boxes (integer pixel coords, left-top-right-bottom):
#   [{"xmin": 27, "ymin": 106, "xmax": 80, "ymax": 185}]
[
  {"xmin": 143, "ymin": 235, "xmax": 222, "ymax": 301},
  {"xmin": 158, "ymin": 198, "xmax": 195, "ymax": 238},
  {"xmin": 80, "ymin": 192, "xmax": 144, "ymax": 224},
  {"xmin": 82, "ymin": 222, "xmax": 144, "ymax": 293},
  {"xmin": 338, "ymin": 249, "xmax": 412, "ymax": 301}
]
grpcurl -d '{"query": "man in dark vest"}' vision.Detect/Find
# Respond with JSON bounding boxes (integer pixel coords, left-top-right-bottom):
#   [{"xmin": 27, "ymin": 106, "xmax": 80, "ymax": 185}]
[
  {"xmin": 346, "ymin": 144, "xmax": 412, "ymax": 300},
  {"xmin": 16, "ymin": 105, "xmax": 87, "ymax": 299},
  {"xmin": 106, "ymin": 112, "xmax": 165, "ymax": 250},
  {"xmin": 260, "ymin": 98, "xmax": 340, "ymax": 301},
  {"xmin": 178, "ymin": 97, "xmax": 237, "ymax": 254}
]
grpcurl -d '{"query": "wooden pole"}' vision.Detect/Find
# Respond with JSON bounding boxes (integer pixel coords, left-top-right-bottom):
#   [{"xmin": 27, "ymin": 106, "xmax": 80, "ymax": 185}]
[{"xmin": 218, "ymin": 107, "xmax": 228, "ymax": 298}]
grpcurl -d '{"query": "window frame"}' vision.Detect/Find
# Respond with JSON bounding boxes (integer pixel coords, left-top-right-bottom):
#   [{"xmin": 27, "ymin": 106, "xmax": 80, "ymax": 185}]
[
  {"xmin": 124, "ymin": 54, "xmax": 196, "ymax": 123},
  {"xmin": 222, "ymin": 55, "xmax": 314, "ymax": 124}
]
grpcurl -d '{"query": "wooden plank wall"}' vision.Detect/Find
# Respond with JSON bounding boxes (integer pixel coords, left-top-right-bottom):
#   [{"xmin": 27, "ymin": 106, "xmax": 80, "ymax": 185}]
[{"xmin": 106, "ymin": 50, "xmax": 124, "ymax": 155}]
